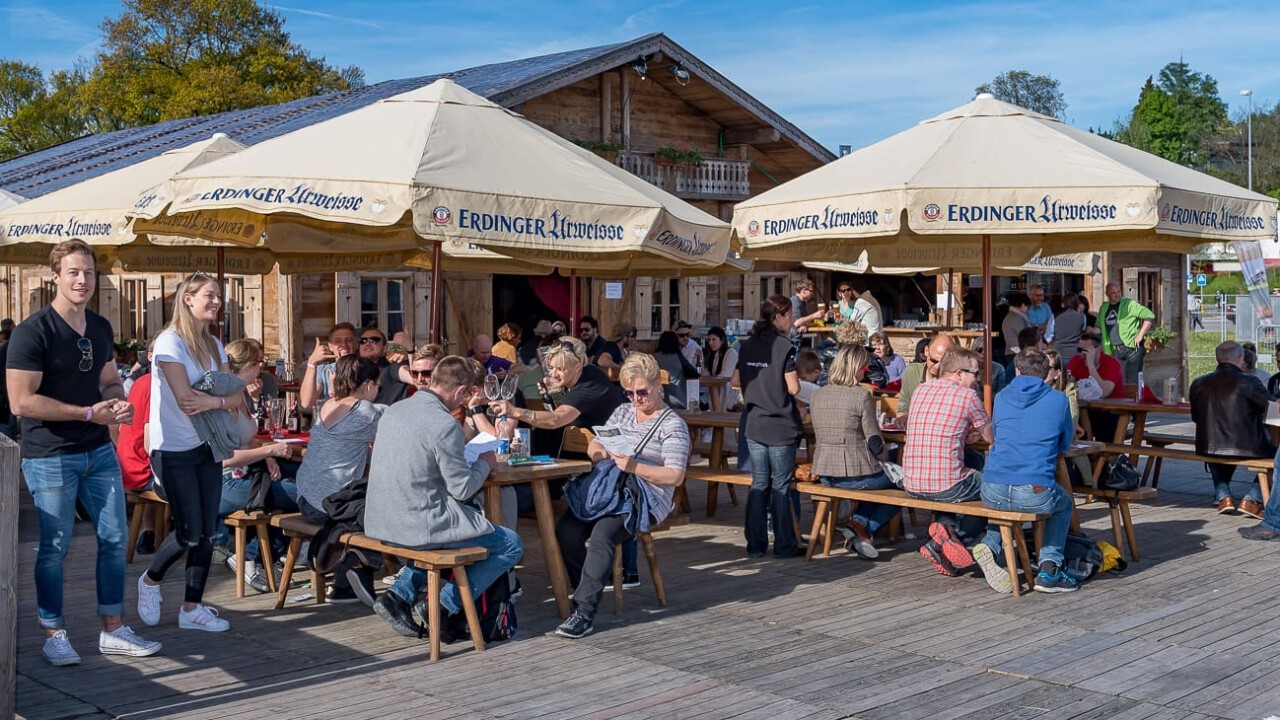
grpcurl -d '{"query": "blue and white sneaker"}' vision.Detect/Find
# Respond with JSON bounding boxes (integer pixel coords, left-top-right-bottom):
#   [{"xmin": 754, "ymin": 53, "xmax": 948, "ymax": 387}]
[{"xmin": 1033, "ymin": 566, "xmax": 1079, "ymax": 594}]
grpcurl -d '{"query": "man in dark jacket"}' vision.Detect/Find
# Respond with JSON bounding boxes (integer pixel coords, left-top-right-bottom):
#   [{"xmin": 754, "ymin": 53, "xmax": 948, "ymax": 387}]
[{"xmin": 1189, "ymin": 341, "xmax": 1273, "ymax": 519}]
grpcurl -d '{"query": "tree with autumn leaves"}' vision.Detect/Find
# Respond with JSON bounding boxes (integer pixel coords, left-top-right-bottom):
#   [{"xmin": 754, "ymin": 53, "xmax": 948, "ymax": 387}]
[{"xmin": 0, "ymin": 0, "xmax": 362, "ymax": 161}]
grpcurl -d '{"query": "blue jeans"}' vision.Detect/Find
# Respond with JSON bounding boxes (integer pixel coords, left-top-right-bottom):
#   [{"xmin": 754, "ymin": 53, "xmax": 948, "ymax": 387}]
[
  {"xmin": 389, "ymin": 525, "xmax": 524, "ymax": 615},
  {"xmin": 1265, "ymin": 447, "xmax": 1280, "ymax": 531},
  {"xmin": 736, "ymin": 407, "xmax": 752, "ymax": 473},
  {"xmin": 745, "ymin": 439, "xmax": 799, "ymax": 556},
  {"xmin": 908, "ymin": 471, "xmax": 986, "ymax": 545},
  {"xmin": 979, "ymin": 482, "xmax": 1074, "ymax": 567},
  {"xmin": 1207, "ymin": 463, "xmax": 1263, "ymax": 504},
  {"xmin": 821, "ymin": 470, "xmax": 898, "ymax": 534},
  {"xmin": 216, "ymin": 473, "xmax": 299, "ymax": 561},
  {"xmin": 22, "ymin": 443, "xmax": 128, "ymax": 628}
]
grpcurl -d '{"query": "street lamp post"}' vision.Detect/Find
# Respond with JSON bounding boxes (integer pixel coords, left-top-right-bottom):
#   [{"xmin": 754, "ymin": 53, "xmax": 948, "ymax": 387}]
[{"xmin": 1240, "ymin": 89, "xmax": 1253, "ymax": 191}]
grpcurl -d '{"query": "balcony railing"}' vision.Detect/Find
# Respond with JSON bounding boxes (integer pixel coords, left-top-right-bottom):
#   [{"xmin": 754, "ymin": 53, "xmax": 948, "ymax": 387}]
[{"xmin": 614, "ymin": 151, "xmax": 751, "ymax": 201}]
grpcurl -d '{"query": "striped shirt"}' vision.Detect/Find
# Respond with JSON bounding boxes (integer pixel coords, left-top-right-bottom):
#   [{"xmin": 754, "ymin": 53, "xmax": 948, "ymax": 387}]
[{"xmin": 605, "ymin": 404, "xmax": 690, "ymax": 524}]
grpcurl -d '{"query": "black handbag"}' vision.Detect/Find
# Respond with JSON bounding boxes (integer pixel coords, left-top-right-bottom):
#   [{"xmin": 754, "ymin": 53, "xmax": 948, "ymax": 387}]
[{"xmin": 1101, "ymin": 455, "xmax": 1141, "ymax": 491}]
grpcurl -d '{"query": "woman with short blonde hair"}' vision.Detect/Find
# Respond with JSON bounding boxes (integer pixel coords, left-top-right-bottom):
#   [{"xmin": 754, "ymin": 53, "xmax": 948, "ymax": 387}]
[
  {"xmin": 490, "ymin": 334, "xmax": 624, "ymax": 435},
  {"xmin": 555, "ymin": 352, "xmax": 690, "ymax": 639}
]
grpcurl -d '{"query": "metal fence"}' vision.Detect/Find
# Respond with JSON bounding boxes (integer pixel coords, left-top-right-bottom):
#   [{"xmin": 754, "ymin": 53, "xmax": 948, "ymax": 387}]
[{"xmin": 1192, "ymin": 294, "xmax": 1280, "ymax": 374}]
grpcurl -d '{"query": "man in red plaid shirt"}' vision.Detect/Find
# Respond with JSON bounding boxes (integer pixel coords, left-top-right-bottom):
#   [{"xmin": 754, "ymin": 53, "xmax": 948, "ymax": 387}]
[{"xmin": 903, "ymin": 347, "xmax": 993, "ymax": 577}]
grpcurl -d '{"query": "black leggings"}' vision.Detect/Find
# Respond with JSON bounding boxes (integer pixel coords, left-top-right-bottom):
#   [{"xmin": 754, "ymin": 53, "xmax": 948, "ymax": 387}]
[
  {"xmin": 147, "ymin": 444, "xmax": 222, "ymax": 604},
  {"xmin": 556, "ymin": 513, "xmax": 633, "ymax": 618}
]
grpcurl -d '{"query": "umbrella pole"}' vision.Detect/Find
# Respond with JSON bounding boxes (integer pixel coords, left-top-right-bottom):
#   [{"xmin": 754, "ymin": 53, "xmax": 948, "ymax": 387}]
[
  {"xmin": 982, "ymin": 235, "xmax": 993, "ymax": 413},
  {"xmin": 946, "ymin": 267, "xmax": 954, "ymax": 329},
  {"xmin": 216, "ymin": 247, "xmax": 226, "ymax": 344},
  {"xmin": 429, "ymin": 242, "xmax": 442, "ymax": 344},
  {"xmin": 569, "ymin": 270, "xmax": 578, "ymax": 331}
]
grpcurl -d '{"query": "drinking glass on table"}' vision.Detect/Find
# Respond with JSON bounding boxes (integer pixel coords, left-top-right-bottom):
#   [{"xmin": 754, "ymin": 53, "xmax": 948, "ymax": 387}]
[{"xmin": 266, "ymin": 398, "xmax": 284, "ymax": 440}]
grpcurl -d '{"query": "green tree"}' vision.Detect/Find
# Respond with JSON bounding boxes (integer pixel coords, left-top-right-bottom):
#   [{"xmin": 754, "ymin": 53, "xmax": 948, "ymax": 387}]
[
  {"xmin": 79, "ymin": 0, "xmax": 364, "ymax": 127},
  {"xmin": 975, "ymin": 70, "xmax": 1067, "ymax": 118},
  {"xmin": 1113, "ymin": 62, "xmax": 1228, "ymax": 167},
  {"xmin": 0, "ymin": 60, "xmax": 94, "ymax": 159}
]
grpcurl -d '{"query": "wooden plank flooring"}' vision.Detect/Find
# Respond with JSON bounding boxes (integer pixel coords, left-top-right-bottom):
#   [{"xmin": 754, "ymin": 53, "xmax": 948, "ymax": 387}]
[{"xmin": 14, "ymin": 415, "xmax": 1280, "ymax": 719}]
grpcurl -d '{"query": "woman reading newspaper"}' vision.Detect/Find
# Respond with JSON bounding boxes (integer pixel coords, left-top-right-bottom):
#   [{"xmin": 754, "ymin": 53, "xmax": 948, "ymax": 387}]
[{"xmin": 550, "ymin": 352, "xmax": 689, "ymax": 640}]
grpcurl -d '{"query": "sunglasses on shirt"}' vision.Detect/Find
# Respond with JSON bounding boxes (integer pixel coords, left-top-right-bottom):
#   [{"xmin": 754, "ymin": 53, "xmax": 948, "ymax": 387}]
[{"xmin": 77, "ymin": 337, "xmax": 93, "ymax": 372}]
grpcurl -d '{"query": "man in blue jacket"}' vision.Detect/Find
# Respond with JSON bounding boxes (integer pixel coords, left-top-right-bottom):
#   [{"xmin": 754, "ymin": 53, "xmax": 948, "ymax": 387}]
[{"xmin": 970, "ymin": 348, "xmax": 1077, "ymax": 595}]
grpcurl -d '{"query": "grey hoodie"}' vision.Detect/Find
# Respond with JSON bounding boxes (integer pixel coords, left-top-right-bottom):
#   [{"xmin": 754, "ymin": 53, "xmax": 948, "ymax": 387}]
[{"xmin": 190, "ymin": 371, "xmax": 247, "ymax": 462}]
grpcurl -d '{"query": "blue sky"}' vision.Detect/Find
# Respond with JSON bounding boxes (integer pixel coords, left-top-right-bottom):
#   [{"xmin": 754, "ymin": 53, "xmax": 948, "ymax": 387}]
[{"xmin": 3, "ymin": 0, "xmax": 1277, "ymax": 152}]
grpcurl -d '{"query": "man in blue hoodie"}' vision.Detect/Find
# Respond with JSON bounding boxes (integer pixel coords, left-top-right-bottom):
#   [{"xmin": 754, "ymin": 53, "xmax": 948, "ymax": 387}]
[{"xmin": 970, "ymin": 348, "xmax": 1077, "ymax": 595}]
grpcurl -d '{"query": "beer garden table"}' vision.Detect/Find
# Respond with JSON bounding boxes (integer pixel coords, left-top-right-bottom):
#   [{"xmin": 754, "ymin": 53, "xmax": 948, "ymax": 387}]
[{"xmin": 483, "ymin": 459, "xmax": 592, "ymax": 620}]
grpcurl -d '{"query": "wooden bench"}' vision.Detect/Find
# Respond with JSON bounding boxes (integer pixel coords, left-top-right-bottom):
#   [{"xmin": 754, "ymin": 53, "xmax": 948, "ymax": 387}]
[
  {"xmin": 796, "ymin": 483, "xmax": 1047, "ymax": 598},
  {"xmin": 1096, "ymin": 443, "xmax": 1273, "ymax": 503},
  {"xmin": 270, "ymin": 513, "xmax": 489, "ymax": 662},
  {"xmin": 684, "ymin": 467, "xmax": 754, "ymax": 519},
  {"xmin": 1133, "ymin": 431, "xmax": 1192, "ymax": 488},
  {"xmin": 125, "ymin": 490, "xmax": 168, "ymax": 564},
  {"xmin": 224, "ymin": 510, "xmax": 277, "ymax": 598}
]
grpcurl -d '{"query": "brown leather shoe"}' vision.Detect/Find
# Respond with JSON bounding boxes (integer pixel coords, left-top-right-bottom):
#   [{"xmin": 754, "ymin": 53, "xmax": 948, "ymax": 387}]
[
  {"xmin": 1217, "ymin": 497, "xmax": 1238, "ymax": 515},
  {"xmin": 1238, "ymin": 499, "xmax": 1264, "ymax": 520},
  {"xmin": 843, "ymin": 519, "xmax": 879, "ymax": 559}
]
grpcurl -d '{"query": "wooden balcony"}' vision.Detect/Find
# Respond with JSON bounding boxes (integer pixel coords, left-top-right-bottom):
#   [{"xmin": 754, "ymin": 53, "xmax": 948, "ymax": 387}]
[{"xmin": 614, "ymin": 151, "xmax": 751, "ymax": 201}]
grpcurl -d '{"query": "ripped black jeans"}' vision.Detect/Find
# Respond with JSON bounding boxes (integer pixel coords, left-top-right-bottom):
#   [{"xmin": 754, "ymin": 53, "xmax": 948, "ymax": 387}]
[{"xmin": 146, "ymin": 444, "xmax": 222, "ymax": 604}]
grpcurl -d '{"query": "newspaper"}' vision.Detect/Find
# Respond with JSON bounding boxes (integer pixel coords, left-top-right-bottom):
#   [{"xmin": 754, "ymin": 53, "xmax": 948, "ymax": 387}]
[
  {"xmin": 465, "ymin": 432, "xmax": 502, "ymax": 464},
  {"xmin": 590, "ymin": 425, "xmax": 633, "ymax": 456}
]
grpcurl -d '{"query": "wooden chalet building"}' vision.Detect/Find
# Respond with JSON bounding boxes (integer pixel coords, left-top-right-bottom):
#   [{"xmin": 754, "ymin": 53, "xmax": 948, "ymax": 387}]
[{"xmin": 0, "ymin": 33, "xmax": 833, "ymax": 362}]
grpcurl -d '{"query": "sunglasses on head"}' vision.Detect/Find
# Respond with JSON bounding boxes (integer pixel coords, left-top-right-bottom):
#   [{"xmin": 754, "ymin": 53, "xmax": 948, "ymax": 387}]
[
  {"xmin": 77, "ymin": 337, "xmax": 93, "ymax": 372},
  {"xmin": 358, "ymin": 337, "xmax": 383, "ymax": 345},
  {"xmin": 623, "ymin": 388, "xmax": 651, "ymax": 400}
]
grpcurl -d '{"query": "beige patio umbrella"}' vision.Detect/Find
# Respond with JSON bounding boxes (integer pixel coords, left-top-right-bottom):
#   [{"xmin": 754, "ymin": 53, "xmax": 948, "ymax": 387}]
[
  {"xmin": 130, "ymin": 79, "xmax": 731, "ymax": 337},
  {"xmin": 737, "ymin": 94, "xmax": 1278, "ymax": 399}
]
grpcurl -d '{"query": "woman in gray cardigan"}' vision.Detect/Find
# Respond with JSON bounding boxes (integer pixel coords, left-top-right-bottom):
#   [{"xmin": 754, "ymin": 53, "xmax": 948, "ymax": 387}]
[{"xmin": 808, "ymin": 345, "xmax": 897, "ymax": 559}]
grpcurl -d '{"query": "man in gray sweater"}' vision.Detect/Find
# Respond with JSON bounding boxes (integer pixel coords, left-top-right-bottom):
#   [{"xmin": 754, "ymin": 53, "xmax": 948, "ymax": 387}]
[{"xmin": 365, "ymin": 355, "xmax": 523, "ymax": 637}]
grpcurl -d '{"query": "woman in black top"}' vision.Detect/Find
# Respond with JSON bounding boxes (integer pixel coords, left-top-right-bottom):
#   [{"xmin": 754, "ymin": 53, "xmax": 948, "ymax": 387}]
[
  {"xmin": 732, "ymin": 295, "xmax": 803, "ymax": 558},
  {"xmin": 491, "ymin": 336, "xmax": 625, "ymax": 435}
]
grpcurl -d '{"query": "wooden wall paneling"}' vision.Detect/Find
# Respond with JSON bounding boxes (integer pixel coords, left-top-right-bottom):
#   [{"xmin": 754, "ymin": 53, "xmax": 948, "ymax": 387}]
[
  {"xmin": 634, "ymin": 276, "xmax": 653, "ymax": 340},
  {"xmin": 687, "ymin": 277, "xmax": 708, "ymax": 326},
  {"xmin": 412, "ymin": 270, "xmax": 431, "ymax": 348},
  {"xmin": 743, "ymin": 272, "xmax": 761, "ymax": 322},
  {"xmin": 300, "ymin": 273, "xmax": 338, "ymax": 345},
  {"xmin": 620, "ymin": 70, "xmax": 631, "ymax": 148},
  {"xmin": 144, "ymin": 274, "xmax": 164, "ymax": 338},
  {"xmin": 242, "ymin": 273, "xmax": 263, "ymax": 344},
  {"xmin": 443, "ymin": 272, "xmax": 491, "ymax": 355},
  {"xmin": 98, "ymin": 273, "xmax": 121, "ymax": 340}
]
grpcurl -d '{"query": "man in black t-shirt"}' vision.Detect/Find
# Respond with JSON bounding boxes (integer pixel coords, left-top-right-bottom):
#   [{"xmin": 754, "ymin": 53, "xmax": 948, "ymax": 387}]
[
  {"xmin": 578, "ymin": 316, "xmax": 623, "ymax": 369},
  {"xmin": 358, "ymin": 326, "xmax": 411, "ymax": 405},
  {"xmin": 7, "ymin": 240, "xmax": 161, "ymax": 665}
]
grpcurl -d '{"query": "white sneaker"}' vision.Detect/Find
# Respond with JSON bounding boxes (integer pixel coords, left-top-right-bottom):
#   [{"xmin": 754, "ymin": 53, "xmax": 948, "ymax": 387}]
[
  {"xmin": 225, "ymin": 554, "xmax": 239, "ymax": 573},
  {"xmin": 178, "ymin": 604, "xmax": 230, "ymax": 632},
  {"xmin": 99, "ymin": 625, "xmax": 162, "ymax": 657},
  {"xmin": 42, "ymin": 629, "xmax": 81, "ymax": 666},
  {"xmin": 137, "ymin": 574, "xmax": 163, "ymax": 626},
  {"xmin": 381, "ymin": 566, "xmax": 406, "ymax": 586}
]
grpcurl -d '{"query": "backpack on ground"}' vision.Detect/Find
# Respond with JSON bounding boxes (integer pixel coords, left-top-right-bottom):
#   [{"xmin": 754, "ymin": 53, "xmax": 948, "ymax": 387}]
[
  {"xmin": 1020, "ymin": 529, "xmax": 1105, "ymax": 582},
  {"xmin": 448, "ymin": 569, "xmax": 518, "ymax": 643}
]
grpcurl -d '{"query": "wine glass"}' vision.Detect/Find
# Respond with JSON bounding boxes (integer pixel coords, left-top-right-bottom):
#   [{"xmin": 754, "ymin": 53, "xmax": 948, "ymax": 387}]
[
  {"xmin": 266, "ymin": 398, "xmax": 284, "ymax": 440},
  {"xmin": 483, "ymin": 373, "xmax": 502, "ymax": 402},
  {"xmin": 500, "ymin": 373, "xmax": 519, "ymax": 402}
]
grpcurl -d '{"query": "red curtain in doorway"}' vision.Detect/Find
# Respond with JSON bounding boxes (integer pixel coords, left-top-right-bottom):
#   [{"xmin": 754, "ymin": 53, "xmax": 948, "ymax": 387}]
[{"xmin": 528, "ymin": 275, "xmax": 573, "ymax": 322}]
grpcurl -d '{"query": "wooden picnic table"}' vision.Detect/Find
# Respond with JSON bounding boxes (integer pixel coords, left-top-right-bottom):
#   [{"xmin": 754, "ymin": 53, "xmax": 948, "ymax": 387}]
[
  {"xmin": 483, "ymin": 459, "xmax": 591, "ymax": 620},
  {"xmin": 1080, "ymin": 397, "xmax": 1190, "ymax": 466},
  {"xmin": 699, "ymin": 375, "xmax": 731, "ymax": 412}
]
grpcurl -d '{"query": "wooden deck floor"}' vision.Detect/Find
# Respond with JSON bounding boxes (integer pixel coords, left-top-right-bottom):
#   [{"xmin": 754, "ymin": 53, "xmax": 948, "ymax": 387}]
[{"xmin": 14, "ymin": 415, "xmax": 1280, "ymax": 719}]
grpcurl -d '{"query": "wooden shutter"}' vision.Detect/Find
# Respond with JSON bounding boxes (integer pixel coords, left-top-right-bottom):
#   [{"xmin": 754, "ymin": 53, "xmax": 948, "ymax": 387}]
[
  {"xmin": 686, "ymin": 277, "xmax": 709, "ymax": 326},
  {"xmin": 335, "ymin": 272, "xmax": 359, "ymax": 325},
  {"xmin": 144, "ymin": 274, "xmax": 164, "ymax": 338},
  {"xmin": 98, "ymin": 274, "xmax": 121, "ymax": 340},
  {"xmin": 634, "ymin": 276, "xmax": 653, "ymax": 340},
  {"xmin": 413, "ymin": 270, "xmax": 431, "ymax": 346}
]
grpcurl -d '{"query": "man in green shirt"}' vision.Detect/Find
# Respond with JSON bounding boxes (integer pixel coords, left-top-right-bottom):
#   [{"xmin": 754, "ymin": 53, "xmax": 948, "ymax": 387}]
[{"xmin": 1097, "ymin": 282, "xmax": 1155, "ymax": 385}]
